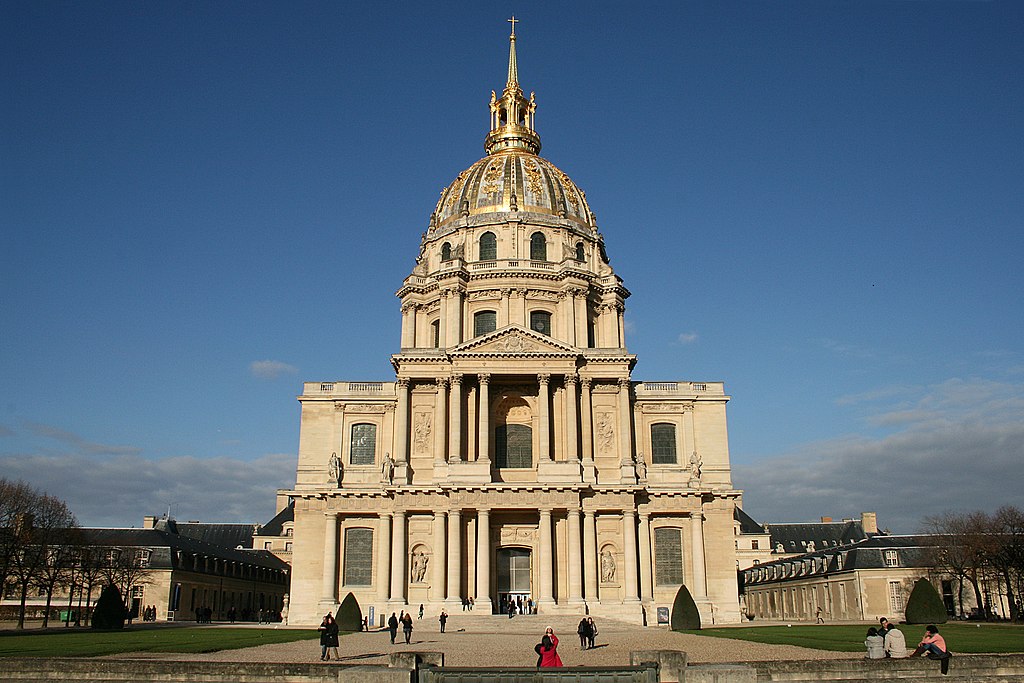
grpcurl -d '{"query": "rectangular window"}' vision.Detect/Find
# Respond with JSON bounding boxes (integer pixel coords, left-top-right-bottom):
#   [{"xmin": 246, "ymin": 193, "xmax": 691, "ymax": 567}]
[
  {"xmin": 350, "ymin": 423, "xmax": 377, "ymax": 465},
  {"xmin": 264, "ymin": 542, "xmax": 272, "ymax": 550},
  {"xmin": 344, "ymin": 528, "xmax": 374, "ymax": 586},
  {"xmin": 884, "ymin": 550, "xmax": 899, "ymax": 567},
  {"xmin": 654, "ymin": 527, "xmax": 684, "ymax": 586},
  {"xmin": 474, "ymin": 310, "xmax": 497, "ymax": 337},
  {"xmin": 285, "ymin": 542, "xmax": 292, "ymax": 552},
  {"xmin": 751, "ymin": 540, "xmax": 759, "ymax": 550},
  {"xmin": 650, "ymin": 423, "xmax": 677, "ymax": 464},
  {"xmin": 888, "ymin": 581, "xmax": 905, "ymax": 613}
]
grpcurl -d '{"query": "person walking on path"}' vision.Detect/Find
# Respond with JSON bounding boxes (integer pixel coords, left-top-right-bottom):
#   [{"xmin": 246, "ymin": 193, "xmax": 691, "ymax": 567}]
[
  {"xmin": 318, "ymin": 614, "xmax": 331, "ymax": 661},
  {"xmin": 586, "ymin": 617, "xmax": 598, "ymax": 650},
  {"xmin": 387, "ymin": 612, "xmax": 399, "ymax": 644},
  {"xmin": 324, "ymin": 614, "xmax": 340, "ymax": 661},
  {"xmin": 537, "ymin": 627, "xmax": 563, "ymax": 668},
  {"xmin": 577, "ymin": 618, "xmax": 589, "ymax": 649},
  {"xmin": 439, "ymin": 610, "xmax": 448, "ymax": 633},
  {"xmin": 815, "ymin": 606, "xmax": 824, "ymax": 624},
  {"xmin": 401, "ymin": 611, "xmax": 414, "ymax": 644},
  {"xmin": 419, "ymin": 604, "xmax": 424, "ymax": 619}
]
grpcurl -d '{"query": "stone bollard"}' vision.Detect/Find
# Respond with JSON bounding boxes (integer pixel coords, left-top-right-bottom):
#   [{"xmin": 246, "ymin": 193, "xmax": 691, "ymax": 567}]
[{"xmin": 631, "ymin": 650, "xmax": 687, "ymax": 683}]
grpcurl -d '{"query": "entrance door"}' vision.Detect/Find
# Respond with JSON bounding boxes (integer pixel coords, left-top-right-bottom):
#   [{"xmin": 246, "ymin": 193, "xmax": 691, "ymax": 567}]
[{"xmin": 495, "ymin": 548, "xmax": 532, "ymax": 614}]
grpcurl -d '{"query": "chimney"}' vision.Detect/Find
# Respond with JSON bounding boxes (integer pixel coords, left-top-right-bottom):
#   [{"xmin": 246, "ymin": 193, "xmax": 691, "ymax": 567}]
[
  {"xmin": 861, "ymin": 512, "xmax": 878, "ymax": 535},
  {"xmin": 820, "ymin": 516, "xmax": 833, "ymax": 523},
  {"xmin": 143, "ymin": 515, "xmax": 157, "ymax": 529}
]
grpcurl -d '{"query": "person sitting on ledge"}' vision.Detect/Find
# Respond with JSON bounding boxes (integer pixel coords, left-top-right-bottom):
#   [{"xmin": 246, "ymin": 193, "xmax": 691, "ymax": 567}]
[
  {"xmin": 864, "ymin": 627, "xmax": 885, "ymax": 659},
  {"xmin": 911, "ymin": 624, "xmax": 950, "ymax": 659}
]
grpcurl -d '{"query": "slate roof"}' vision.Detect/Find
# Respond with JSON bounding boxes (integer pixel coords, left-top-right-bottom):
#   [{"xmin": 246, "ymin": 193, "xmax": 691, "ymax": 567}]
[
  {"xmin": 254, "ymin": 501, "xmax": 294, "ymax": 537},
  {"xmin": 734, "ymin": 507, "xmax": 766, "ymax": 535},
  {"xmin": 764, "ymin": 520, "xmax": 874, "ymax": 554},
  {"xmin": 176, "ymin": 522, "xmax": 259, "ymax": 550}
]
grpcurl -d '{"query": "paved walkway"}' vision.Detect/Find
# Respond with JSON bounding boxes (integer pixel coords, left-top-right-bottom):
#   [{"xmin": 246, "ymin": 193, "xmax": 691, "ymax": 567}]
[{"xmin": 153, "ymin": 615, "xmax": 859, "ymax": 667}]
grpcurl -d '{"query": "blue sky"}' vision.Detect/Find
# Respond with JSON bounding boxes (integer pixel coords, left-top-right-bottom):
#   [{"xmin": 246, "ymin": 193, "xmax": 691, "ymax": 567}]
[{"xmin": 2, "ymin": 1, "xmax": 1022, "ymax": 532}]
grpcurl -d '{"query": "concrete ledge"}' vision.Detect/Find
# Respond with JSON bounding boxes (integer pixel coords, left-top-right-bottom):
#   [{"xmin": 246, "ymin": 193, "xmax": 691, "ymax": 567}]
[
  {"xmin": 748, "ymin": 653, "xmax": 1024, "ymax": 681},
  {"xmin": 685, "ymin": 664, "xmax": 756, "ymax": 683},
  {"xmin": 631, "ymin": 650, "xmax": 687, "ymax": 682}
]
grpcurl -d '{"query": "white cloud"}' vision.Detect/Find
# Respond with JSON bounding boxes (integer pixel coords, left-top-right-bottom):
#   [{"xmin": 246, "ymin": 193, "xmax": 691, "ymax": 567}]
[
  {"xmin": 0, "ymin": 450, "xmax": 295, "ymax": 527},
  {"xmin": 735, "ymin": 377, "xmax": 1024, "ymax": 533},
  {"xmin": 249, "ymin": 359, "xmax": 299, "ymax": 380},
  {"xmin": 677, "ymin": 332, "xmax": 699, "ymax": 344}
]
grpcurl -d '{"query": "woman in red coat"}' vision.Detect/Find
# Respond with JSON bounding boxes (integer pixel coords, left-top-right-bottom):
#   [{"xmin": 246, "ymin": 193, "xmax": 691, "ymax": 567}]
[{"xmin": 538, "ymin": 627, "xmax": 563, "ymax": 668}]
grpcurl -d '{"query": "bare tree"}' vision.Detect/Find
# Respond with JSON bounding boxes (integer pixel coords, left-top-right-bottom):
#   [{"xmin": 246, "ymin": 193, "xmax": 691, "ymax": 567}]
[
  {"xmin": 988, "ymin": 506, "xmax": 1023, "ymax": 621},
  {"xmin": 0, "ymin": 479, "xmax": 36, "ymax": 596},
  {"xmin": 30, "ymin": 496, "xmax": 79, "ymax": 628},
  {"xmin": 923, "ymin": 511, "xmax": 989, "ymax": 617}
]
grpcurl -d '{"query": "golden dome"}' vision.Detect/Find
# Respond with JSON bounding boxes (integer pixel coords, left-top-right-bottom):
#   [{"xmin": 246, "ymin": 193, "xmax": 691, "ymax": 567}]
[
  {"xmin": 430, "ymin": 19, "xmax": 595, "ymax": 232},
  {"xmin": 432, "ymin": 151, "xmax": 595, "ymax": 230}
]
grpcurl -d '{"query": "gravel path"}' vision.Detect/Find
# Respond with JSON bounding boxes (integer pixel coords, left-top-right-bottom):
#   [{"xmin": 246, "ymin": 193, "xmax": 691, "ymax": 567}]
[{"xmin": 157, "ymin": 616, "xmax": 857, "ymax": 667}]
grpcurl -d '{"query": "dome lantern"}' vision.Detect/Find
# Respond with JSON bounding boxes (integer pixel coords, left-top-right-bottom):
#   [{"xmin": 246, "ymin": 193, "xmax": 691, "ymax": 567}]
[{"xmin": 485, "ymin": 17, "xmax": 541, "ymax": 156}]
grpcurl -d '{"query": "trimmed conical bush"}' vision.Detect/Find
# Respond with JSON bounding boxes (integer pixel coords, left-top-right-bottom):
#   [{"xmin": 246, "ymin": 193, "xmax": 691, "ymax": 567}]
[
  {"xmin": 904, "ymin": 578, "xmax": 947, "ymax": 624},
  {"xmin": 670, "ymin": 583, "xmax": 701, "ymax": 630},
  {"xmin": 91, "ymin": 583, "xmax": 126, "ymax": 630},
  {"xmin": 336, "ymin": 591, "xmax": 362, "ymax": 632}
]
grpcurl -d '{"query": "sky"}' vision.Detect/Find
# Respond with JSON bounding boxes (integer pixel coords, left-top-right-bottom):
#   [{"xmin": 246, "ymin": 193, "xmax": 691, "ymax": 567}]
[{"xmin": 2, "ymin": 1, "xmax": 1022, "ymax": 533}]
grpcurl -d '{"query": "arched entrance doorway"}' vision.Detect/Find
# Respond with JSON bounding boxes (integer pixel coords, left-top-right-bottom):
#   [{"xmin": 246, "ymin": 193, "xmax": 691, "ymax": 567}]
[{"xmin": 496, "ymin": 547, "xmax": 532, "ymax": 615}]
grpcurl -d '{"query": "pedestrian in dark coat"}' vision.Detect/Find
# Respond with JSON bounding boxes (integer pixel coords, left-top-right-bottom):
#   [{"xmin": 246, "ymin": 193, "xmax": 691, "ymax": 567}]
[
  {"xmin": 324, "ymin": 614, "xmax": 340, "ymax": 660},
  {"xmin": 318, "ymin": 615, "xmax": 331, "ymax": 660},
  {"xmin": 439, "ymin": 610, "xmax": 448, "ymax": 633},
  {"xmin": 387, "ymin": 612, "xmax": 399, "ymax": 644},
  {"xmin": 577, "ymin": 618, "xmax": 590, "ymax": 649},
  {"xmin": 586, "ymin": 617, "xmax": 598, "ymax": 649},
  {"xmin": 401, "ymin": 611, "xmax": 414, "ymax": 644}
]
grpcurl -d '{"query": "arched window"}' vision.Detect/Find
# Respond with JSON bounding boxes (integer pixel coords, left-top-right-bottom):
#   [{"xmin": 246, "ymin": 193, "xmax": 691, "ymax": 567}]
[
  {"xmin": 479, "ymin": 232, "xmax": 497, "ymax": 261},
  {"xmin": 495, "ymin": 423, "xmax": 532, "ymax": 468},
  {"xmin": 441, "ymin": 243, "xmax": 452, "ymax": 261},
  {"xmin": 575, "ymin": 242, "xmax": 586, "ymax": 261},
  {"xmin": 530, "ymin": 232, "xmax": 547, "ymax": 261},
  {"xmin": 529, "ymin": 310, "xmax": 551, "ymax": 336},
  {"xmin": 430, "ymin": 320, "xmax": 440, "ymax": 348},
  {"xmin": 474, "ymin": 310, "xmax": 497, "ymax": 337},
  {"xmin": 349, "ymin": 423, "xmax": 377, "ymax": 465},
  {"xmin": 651, "ymin": 423, "xmax": 677, "ymax": 464}
]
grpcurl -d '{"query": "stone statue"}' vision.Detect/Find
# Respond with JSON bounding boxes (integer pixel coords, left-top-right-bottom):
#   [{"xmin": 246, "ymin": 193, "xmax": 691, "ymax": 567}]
[
  {"xmin": 689, "ymin": 451, "xmax": 703, "ymax": 484},
  {"xmin": 806, "ymin": 540, "xmax": 816, "ymax": 552},
  {"xmin": 327, "ymin": 452, "xmax": 341, "ymax": 487},
  {"xmin": 411, "ymin": 551, "xmax": 428, "ymax": 583},
  {"xmin": 600, "ymin": 550, "xmax": 616, "ymax": 583},
  {"xmin": 776, "ymin": 542, "xmax": 784, "ymax": 553},
  {"xmin": 381, "ymin": 453, "xmax": 395, "ymax": 484},
  {"xmin": 634, "ymin": 452, "xmax": 647, "ymax": 480}
]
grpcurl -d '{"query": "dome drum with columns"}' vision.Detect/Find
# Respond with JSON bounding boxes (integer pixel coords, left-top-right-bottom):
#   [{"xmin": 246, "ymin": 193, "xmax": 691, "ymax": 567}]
[{"xmin": 282, "ymin": 21, "xmax": 743, "ymax": 626}]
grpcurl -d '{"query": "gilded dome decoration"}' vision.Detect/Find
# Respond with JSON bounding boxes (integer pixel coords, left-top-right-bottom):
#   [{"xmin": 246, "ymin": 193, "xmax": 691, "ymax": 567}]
[{"xmin": 431, "ymin": 19, "xmax": 595, "ymax": 231}]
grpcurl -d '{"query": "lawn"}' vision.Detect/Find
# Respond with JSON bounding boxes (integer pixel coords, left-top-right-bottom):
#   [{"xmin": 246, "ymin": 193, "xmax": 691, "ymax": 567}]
[
  {"xmin": 686, "ymin": 623, "xmax": 1024, "ymax": 654},
  {"xmin": 0, "ymin": 626, "xmax": 319, "ymax": 658}
]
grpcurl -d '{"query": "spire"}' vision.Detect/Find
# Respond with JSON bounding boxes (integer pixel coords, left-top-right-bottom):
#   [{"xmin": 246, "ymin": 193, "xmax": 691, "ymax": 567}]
[
  {"xmin": 485, "ymin": 18, "xmax": 541, "ymax": 155},
  {"xmin": 507, "ymin": 16, "xmax": 519, "ymax": 89}
]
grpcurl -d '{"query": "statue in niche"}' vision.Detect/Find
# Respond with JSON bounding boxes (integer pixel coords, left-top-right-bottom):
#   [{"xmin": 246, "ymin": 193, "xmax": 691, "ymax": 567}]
[
  {"xmin": 596, "ymin": 414, "xmax": 615, "ymax": 453},
  {"xmin": 451, "ymin": 239, "xmax": 465, "ymax": 259},
  {"xmin": 413, "ymin": 414, "xmax": 431, "ymax": 453},
  {"xmin": 411, "ymin": 551, "xmax": 429, "ymax": 583},
  {"xmin": 381, "ymin": 453, "xmax": 395, "ymax": 484},
  {"xmin": 600, "ymin": 549, "xmax": 616, "ymax": 583},
  {"xmin": 327, "ymin": 452, "xmax": 341, "ymax": 487},
  {"xmin": 689, "ymin": 451, "xmax": 703, "ymax": 484}
]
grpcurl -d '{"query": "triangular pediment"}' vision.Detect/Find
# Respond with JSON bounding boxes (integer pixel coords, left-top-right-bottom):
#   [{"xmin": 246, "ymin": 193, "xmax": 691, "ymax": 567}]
[{"xmin": 451, "ymin": 325, "xmax": 578, "ymax": 356}]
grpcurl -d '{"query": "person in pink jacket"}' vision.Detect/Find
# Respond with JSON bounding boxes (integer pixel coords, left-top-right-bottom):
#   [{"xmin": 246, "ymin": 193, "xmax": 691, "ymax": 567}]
[{"xmin": 536, "ymin": 627, "xmax": 563, "ymax": 668}]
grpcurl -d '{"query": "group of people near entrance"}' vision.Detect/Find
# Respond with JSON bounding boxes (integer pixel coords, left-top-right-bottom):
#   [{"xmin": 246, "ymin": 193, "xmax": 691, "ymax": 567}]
[{"xmin": 864, "ymin": 617, "xmax": 951, "ymax": 669}]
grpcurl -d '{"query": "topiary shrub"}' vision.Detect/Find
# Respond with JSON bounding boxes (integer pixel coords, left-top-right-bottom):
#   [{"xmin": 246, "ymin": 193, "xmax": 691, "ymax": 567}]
[
  {"xmin": 904, "ymin": 578, "xmax": 947, "ymax": 624},
  {"xmin": 336, "ymin": 591, "xmax": 362, "ymax": 632},
  {"xmin": 670, "ymin": 584, "xmax": 701, "ymax": 630},
  {"xmin": 91, "ymin": 583, "xmax": 127, "ymax": 630}
]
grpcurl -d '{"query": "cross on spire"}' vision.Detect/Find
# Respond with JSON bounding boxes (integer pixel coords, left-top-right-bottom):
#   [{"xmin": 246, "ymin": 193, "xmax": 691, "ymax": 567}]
[{"xmin": 508, "ymin": 15, "xmax": 518, "ymax": 37}]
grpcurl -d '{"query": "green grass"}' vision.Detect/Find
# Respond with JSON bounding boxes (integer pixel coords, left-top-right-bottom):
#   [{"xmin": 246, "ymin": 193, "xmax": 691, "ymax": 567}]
[
  {"xmin": 0, "ymin": 627, "xmax": 320, "ymax": 658},
  {"xmin": 685, "ymin": 623, "xmax": 1024, "ymax": 653}
]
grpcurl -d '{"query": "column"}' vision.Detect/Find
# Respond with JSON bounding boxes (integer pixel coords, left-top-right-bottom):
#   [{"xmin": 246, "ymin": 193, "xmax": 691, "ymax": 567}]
[
  {"xmin": 617, "ymin": 378, "xmax": 634, "ymax": 464},
  {"xmin": 449, "ymin": 374, "xmax": 463, "ymax": 462},
  {"xmin": 430, "ymin": 511, "xmax": 446, "ymax": 602},
  {"xmin": 322, "ymin": 513, "xmax": 339, "ymax": 603},
  {"xmin": 434, "ymin": 378, "xmax": 448, "ymax": 466},
  {"xmin": 638, "ymin": 512, "xmax": 653, "ymax": 603},
  {"xmin": 583, "ymin": 509, "xmax": 598, "ymax": 602},
  {"xmin": 394, "ymin": 378, "xmax": 410, "ymax": 467},
  {"xmin": 616, "ymin": 304, "xmax": 625, "ymax": 347},
  {"xmin": 580, "ymin": 378, "xmax": 594, "ymax": 463},
  {"xmin": 622, "ymin": 509, "xmax": 639, "ymax": 603},
  {"xmin": 400, "ymin": 304, "xmax": 414, "ymax": 348},
  {"xmin": 475, "ymin": 509, "xmax": 491, "ymax": 607},
  {"xmin": 451, "ymin": 288, "xmax": 464, "ymax": 345},
  {"xmin": 538, "ymin": 374, "xmax": 551, "ymax": 461},
  {"xmin": 517, "ymin": 288, "xmax": 528, "ymax": 326},
  {"xmin": 499, "ymin": 289, "xmax": 511, "ymax": 328},
  {"xmin": 478, "ymin": 374, "xmax": 491, "ymax": 464},
  {"xmin": 690, "ymin": 510, "xmax": 708, "ymax": 600},
  {"xmin": 574, "ymin": 289, "xmax": 587, "ymax": 347},
  {"xmin": 538, "ymin": 508, "xmax": 554, "ymax": 604},
  {"xmin": 446, "ymin": 509, "xmax": 462, "ymax": 605},
  {"xmin": 377, "ymin": 513, "xmax": 392, "ymax": 604},
  {"xmin": 564, "ymin": 290, "xmax": 577, "ymax": 346},
  {"xmin": 564, "ymin": 374, "xmax": 579, "ymax": 461},
  {"xmin": 390, "ymin": 510, "xmax": 407, "ymax": 604},
  {"xmin": 438, "ymin": 291, "xmax": 448, "ymax": 348},
  {"xmin": 567, "ymin": 508, "xmax": 583, "ymax": 604}
]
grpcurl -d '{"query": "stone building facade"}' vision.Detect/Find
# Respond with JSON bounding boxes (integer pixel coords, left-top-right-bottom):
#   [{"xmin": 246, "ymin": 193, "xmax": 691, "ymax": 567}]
[{"xmin": 283, "ymin": 25, "xmax": 742, "ymax": 627}]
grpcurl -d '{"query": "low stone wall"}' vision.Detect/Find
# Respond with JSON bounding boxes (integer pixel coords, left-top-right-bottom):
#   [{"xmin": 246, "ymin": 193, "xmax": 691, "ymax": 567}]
[{"xmin": 740, "ymin": 653, "xmax": 1024, "ymax": 681}]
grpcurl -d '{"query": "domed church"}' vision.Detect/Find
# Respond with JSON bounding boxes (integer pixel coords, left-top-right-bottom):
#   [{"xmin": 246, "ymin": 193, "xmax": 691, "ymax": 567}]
[{"xmin": 283, "ymin": 21, "xmax": 742, "ymax": 626}]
